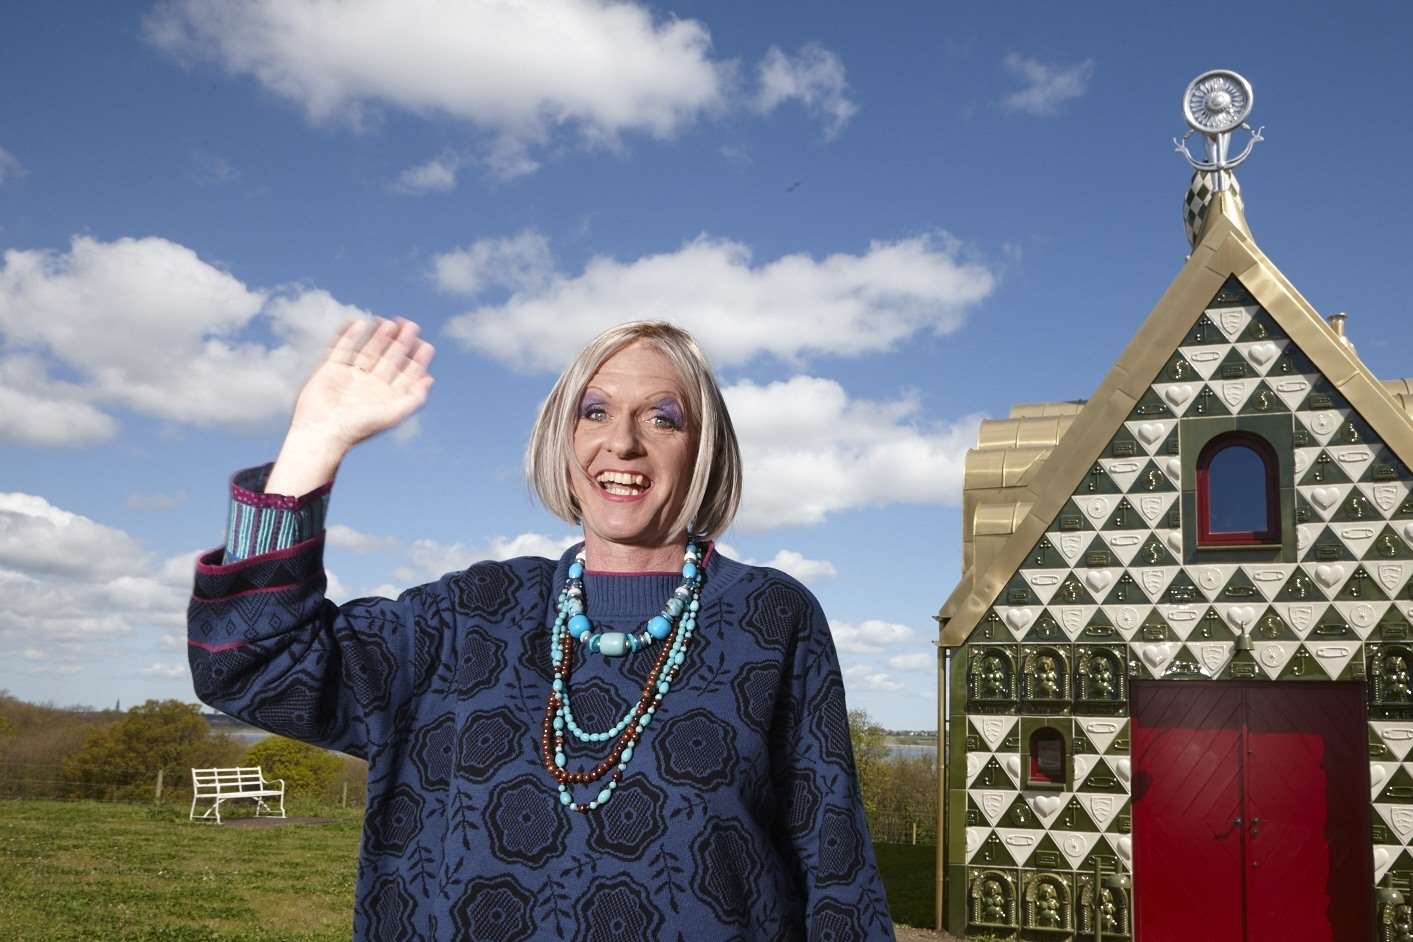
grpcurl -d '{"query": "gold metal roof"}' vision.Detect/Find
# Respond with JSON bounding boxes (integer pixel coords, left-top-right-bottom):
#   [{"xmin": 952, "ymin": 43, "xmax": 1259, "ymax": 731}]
[{"xmin": 938, "ymin": 191, "xmax": 1413, "ymax": 645}]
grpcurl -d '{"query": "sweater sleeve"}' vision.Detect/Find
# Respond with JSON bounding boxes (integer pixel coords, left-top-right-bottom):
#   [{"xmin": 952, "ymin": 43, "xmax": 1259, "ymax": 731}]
[
  {"xmin": 223, "ymin": 463, "xmax": 332, "ymax": 562},
  {"xmin": 188, "ymin": 465, "xmax": 434, "ymax": 759},
  {"xmin": 770, "ymin": 583, "xmax": 896, "ymax": 940}
]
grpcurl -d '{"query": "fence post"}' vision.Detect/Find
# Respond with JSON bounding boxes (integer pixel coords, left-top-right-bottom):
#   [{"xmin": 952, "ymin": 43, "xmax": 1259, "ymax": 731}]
[
  {"xmin": 342, "ymin": 780, "xmax": 348, "ymax": 809},
  {"xmin": 154, "ymin": 768, "xmax": 164, "ymax": 804},
  {"xmin": 912, "ymin": 821, "xmax": 917, "ymax": 846}
]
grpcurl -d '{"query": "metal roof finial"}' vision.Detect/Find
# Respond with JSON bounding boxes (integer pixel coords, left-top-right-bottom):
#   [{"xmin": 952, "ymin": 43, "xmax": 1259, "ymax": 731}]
[{"xmin": 1174, "ymin": 69, "xmax": 1263, "ymax": 191}]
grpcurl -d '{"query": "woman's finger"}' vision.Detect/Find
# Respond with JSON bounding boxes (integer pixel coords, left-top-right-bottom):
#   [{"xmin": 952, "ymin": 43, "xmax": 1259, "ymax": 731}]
[
  {"xmin": 327, "ymin": 319, "xmax": 368, "ymax": 367},
  {"xmin": 371, "ymin": 320, "xmax": 422, "ymax": 383},
  {"xmin": 353, "ymin": 318, "xmax": 400, "ymax": 371}
]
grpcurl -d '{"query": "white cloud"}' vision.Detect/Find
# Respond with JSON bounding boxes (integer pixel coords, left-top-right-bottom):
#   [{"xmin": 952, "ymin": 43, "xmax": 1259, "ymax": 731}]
[
  {"xmin": 146, "ymin": 0, "xmax": 729, "ymax": 168},
  {"xmin": 326, "ymin": 524, "xmax": 392, "ymax": 553},
  {"xmin": 0, "ymin": 492, "xmax": 147, "ymax": 579},
  {"xmin": 126, "ymin": 491, "xmax": 189, "ymax": 510},
  {"xmin": 445, "ymin": 231, "xmax": 995, "ymax": 371},
  {"xmin": 0, "ymin": 493, "xmax": 202, "ymax": 675},
  {"xmin": 141, "ymin": 662, "xmax": 189, "ymax": 679},
  {"xmin": 831, "ymin": 619, "xmax": 915, "ymax": 654},
  {"xmin": 433, "ymin": 230, "xmax": 554, "ymax": 296},
  {"xmin": 843, "ymin": 663, "xmax": 903, "ymax": 692},
  {"xmin": 189, "ymin": 147, "xmax": 239, "ymax": 186},
  {"xmin": 754, "ymin": 44, "xmax": 858, "ymax": 139},
  {"xmin": 752, "ymin": 550, "xmax": 837, "ymax": 582},
  {"xmin": 0, "ymin": 235, "xmax": 376, "ymax": 442},
  {"xmin": 888, "ymin": 651, "xmax": 934, "ymax": 671},
  {"xmin": 1001, "ymin": 53, "xmax": 1094, "ymax": 116},
  {"xmin": 0, "ymin": 356, "xmax": 119, "ymax": 446},
  {"xmin": 395, "ymin": 532, "xmax": 580, "ymax": 583},
  {"xmin": 0, "ymin": 145, "xmax": 25, "ymax": 184},
  {"xmin": 726, "ymin": 376, "xmax": 981, "ymax": 529},
  {"xmin": 393, "ymin": 152, "xmax": 464, "ymax": 195}
]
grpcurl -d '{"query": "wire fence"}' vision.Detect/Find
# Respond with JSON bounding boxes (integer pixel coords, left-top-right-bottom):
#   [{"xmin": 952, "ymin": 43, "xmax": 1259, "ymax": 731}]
[
  {"xmin": 867, "ymin": 811, "xmax": 938, "ymax": 846},
  {"xmin": 0, "ymin": 762, "xmax": 368, "ymax": 809}
]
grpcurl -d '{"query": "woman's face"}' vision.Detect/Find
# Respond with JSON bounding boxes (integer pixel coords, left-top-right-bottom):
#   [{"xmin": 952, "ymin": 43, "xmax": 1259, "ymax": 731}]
[{"xmin": 571, "ymin": 341, "xmax": 697, "ymax": 555}]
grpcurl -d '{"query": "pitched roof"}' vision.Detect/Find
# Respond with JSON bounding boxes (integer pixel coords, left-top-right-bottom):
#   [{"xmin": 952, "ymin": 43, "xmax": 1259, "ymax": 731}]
[{"xmin": 937, "ymin": 190, "xmax": 1413, "ymax": 647}]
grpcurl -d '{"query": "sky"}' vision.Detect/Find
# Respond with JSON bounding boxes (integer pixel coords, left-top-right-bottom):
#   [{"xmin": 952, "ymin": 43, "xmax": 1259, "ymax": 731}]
[{"xmin": 2, "ymin": 1, "xmax": 1411, "ymax": 730}]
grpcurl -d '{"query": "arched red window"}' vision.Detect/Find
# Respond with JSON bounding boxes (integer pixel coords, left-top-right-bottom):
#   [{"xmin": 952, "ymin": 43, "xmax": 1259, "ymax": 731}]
[{"xmin": 1196, "ymin": 432, "xmax": 1280, "ymax": 545}]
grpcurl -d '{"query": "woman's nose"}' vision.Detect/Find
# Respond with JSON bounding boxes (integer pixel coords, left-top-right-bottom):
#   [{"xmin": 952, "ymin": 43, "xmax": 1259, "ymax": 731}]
[{"xmin": 606, "ymin": 416, "xmax": 645, "ymax": 457}]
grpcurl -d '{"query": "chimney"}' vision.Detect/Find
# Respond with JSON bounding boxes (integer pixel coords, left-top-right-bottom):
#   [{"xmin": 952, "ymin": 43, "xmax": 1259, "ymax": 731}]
[{"xmin": 1327, "ymin": 312, "xmax": 1356, "ymax": 354}]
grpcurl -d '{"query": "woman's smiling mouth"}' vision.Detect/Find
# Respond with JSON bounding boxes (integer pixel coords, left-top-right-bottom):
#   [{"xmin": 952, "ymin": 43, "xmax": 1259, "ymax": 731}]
[{"xmin": 595, "ymin": 470, "xmax": 651, "ymax": 498}]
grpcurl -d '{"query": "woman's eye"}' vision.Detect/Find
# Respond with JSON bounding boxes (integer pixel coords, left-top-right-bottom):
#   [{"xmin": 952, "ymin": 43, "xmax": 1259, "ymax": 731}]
[
  {"xmin": 650, "ymin": 413, "xmax": 682, "ymax": 430},
  {"xmin": 582, "ymin": 405, "xmax": 607, "ymax": 421}
]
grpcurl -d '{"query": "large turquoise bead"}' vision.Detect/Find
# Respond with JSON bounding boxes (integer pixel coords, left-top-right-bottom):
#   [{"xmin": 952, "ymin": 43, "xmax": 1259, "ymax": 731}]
[
  {"xmin": 599, "ymin": 632, "xmax": 628, "ymax": 657},
  {"xmin": 568, "ymin": 562, "xmax": 584, "ymax": 579},
  {"xmin": 646, "ymin": 615, "xmax": 672, "ymax": 640},
  {"xmin": 569, "ymin": 613, "xmax": 590, "ymax": 636}
]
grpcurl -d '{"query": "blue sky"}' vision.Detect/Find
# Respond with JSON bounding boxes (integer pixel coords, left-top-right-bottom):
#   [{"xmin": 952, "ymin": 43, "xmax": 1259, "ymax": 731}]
[{"xmin": 2, "ymin": 0, "xmax": 1411, "ymax": 729}]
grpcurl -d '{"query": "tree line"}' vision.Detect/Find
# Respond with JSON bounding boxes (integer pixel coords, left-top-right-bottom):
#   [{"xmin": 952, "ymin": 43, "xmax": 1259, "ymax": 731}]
[{"xmin": 0, "ymin": 692, "xmax": 362, "ymax": 807}]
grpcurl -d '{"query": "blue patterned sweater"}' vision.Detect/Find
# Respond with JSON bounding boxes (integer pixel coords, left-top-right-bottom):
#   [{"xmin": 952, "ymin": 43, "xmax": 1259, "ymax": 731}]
[{"xmin": 188, "ymin": 466, "xmax": 894, "ymax": 941}]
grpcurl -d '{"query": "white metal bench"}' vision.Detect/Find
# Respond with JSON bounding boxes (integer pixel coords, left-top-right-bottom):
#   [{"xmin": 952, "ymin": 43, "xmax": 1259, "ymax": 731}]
[{"xmin": 189, "ymin": 766, "xmax": 286, "ymax": 824}]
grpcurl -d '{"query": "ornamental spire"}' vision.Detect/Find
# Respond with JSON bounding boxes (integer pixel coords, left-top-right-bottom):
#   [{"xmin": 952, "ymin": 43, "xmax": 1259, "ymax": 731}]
[{"xmin": 1175, "ymin": 69, "xmax": 1264, "ymax": 247}]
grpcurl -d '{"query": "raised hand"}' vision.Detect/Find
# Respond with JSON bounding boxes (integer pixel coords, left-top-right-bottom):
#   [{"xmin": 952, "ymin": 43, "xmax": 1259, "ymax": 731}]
[{"xmin": 265, "ymin": 317, "xmax": 436, "ymax": 495}]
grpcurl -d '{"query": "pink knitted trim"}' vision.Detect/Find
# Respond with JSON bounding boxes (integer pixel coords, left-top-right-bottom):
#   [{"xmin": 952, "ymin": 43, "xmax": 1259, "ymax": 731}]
[
  {"xmin": 193, "ymin": 534, "xmax": 326, "ymax": 576},
  {"xmin": 231, "ymin": 476, "xmax": 333, "ymax": 510},
  {"xmin": 188, "ymin": 638, "xmax": 247, "ymax": 653}
]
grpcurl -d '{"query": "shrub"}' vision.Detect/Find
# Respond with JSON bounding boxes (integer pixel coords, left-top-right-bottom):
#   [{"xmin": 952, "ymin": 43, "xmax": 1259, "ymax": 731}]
[{"xmin": 243, "ymin": 736, "xmax": 345, "ymax": 799}]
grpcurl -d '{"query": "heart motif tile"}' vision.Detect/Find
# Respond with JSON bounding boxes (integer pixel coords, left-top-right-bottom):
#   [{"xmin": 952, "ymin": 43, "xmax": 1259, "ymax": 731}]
[
  {"xmin": 1140, "ymin": 642, "xmax": 1179, "ymax": 669},
  {"xmin": 1248, "ymin": 342, "xmax": 1278, "ymax": 366},
  {"xmin": 1085, "ymin": 571, "xmax": 1113, "ymax": 592},
  {"xmin": 1315, "ymin": 564, "xmax": 1346, "ymax": 588},
  {"xmin": 1228, "ymin": 606, "xmax": 1257, "ymax": 628},
  {"xmin": 1405, "ymin": 523, "xmax": 1413, "ymax": 542},
  {"xmin": 1003, "ymin": 755, "xmax": 1022, "ymax": 781},
  {"xmin": 1164, "ymin": 384, "xmax": 1194, "ymax": 407},
  {"xmin": 1113, "ymin": 758, "xmax": 1131, "ymax": 786},
  {"xmin": 1032, "ymin": 794, "xmax": 1064, "ymax": 817},
  {"xmin": 1165, "ymin": 531, "xmax": 1184, "ymax": 553},
  {"xmin": 1311, "ymin": 487, "xmax": 1341, "ymax": 510},
  {"xmin": 1371, "ymin": 765, "xmax": 1389, "ymax": 789},
  {"xmin": 1375, "ymin": 846, "xmax": 1392, "ymax": 874},
  {"xmin": 1005, "ymin": 609, "xmax": 1033, "ymax": 630},
  {"xmin": 1113, "ymin": 835, "xmax": 1133, "ymax": 864},
  {"xmin": 1161, "ymin": 457, "xmax": 1181, "ymax": 478},
  {"xmin": 1137, "ymin": 423, "xmax": 1165, "ymax": 445}
]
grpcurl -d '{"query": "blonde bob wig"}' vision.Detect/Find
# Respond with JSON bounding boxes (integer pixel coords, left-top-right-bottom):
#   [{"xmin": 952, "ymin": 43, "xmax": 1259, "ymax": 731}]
[{"xmin": 525, "ymin": 321, "xmax": 742, "ymax": 540}]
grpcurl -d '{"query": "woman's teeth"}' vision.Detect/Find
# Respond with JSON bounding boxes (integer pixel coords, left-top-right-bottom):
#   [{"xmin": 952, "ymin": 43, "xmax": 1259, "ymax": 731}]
[{"xmin": 597, "ymin": 471, "xmax": 648, "ymax": 495}]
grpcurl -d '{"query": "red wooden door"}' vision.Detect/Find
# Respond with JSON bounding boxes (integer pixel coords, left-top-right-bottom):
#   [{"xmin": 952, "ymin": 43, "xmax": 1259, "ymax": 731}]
[
  {"xmin": 1131, "ymin": 682, "xmax": 1371, "ymax": 942},
  {"xmin": 1131, "ymin": 683, "xmax": 1246, "ymax": 942}
]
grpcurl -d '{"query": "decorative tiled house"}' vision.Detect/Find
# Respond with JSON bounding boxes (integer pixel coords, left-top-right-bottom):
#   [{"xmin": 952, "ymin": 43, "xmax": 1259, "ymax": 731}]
[{"xmin": 935, "ymin": 72, "xmax": 1413, "ymax": 941}]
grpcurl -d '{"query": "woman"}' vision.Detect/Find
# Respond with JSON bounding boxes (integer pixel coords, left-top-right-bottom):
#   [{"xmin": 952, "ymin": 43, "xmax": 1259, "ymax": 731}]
[{"xmin": 189, "ymin": 317, "xmax": 895, "ymax": 940}]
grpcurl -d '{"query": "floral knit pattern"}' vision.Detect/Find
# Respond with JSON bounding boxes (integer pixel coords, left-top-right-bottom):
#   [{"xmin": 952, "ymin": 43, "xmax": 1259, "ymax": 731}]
[{"xmin": 189, "ymin": 469, "xmax": 895, "ymax": 941}]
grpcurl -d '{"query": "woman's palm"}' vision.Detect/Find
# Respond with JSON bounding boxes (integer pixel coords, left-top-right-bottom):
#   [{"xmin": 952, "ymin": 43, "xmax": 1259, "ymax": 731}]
[{"xmin": 292, "ymin": 318, "xmax": 435, "ymax": 447}]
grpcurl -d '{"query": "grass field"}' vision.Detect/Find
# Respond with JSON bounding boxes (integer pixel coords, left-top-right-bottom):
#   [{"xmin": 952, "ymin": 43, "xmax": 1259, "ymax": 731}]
[{"xmin": 0, "ymin": 800, "xmax": 936, "ymax": 940}]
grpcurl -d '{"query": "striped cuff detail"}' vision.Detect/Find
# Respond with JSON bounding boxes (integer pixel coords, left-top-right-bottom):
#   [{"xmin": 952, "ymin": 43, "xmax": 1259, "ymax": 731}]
[{"xmin": 223, "ymin": 464, "xmax": 333, "ymax": 562}]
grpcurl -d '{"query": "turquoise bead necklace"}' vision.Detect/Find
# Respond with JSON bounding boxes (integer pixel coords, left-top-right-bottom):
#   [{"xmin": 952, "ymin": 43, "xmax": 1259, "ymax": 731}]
[{"xmin": 540, "ymin": 543, "xmax": 703, "ymax": 813}]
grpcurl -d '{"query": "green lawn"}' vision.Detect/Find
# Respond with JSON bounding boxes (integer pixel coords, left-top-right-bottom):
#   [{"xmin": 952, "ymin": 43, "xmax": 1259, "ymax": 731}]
[
  {"xmin": 0, "ymin": 800, "xmax": 935, "ymax": 940},
  {"xmin": 875, "ymin": 842, "xmax": 937, "ymax": 930},
  {"xmin": 0, "ymin": 801, "xmax": 361, "ymax": 942}
]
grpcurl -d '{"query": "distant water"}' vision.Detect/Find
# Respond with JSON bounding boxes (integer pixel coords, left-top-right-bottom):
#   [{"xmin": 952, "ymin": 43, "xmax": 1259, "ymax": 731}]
[{"xmin": 887, "ymin": 742, "xmax": 937, "ymax": 761}]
